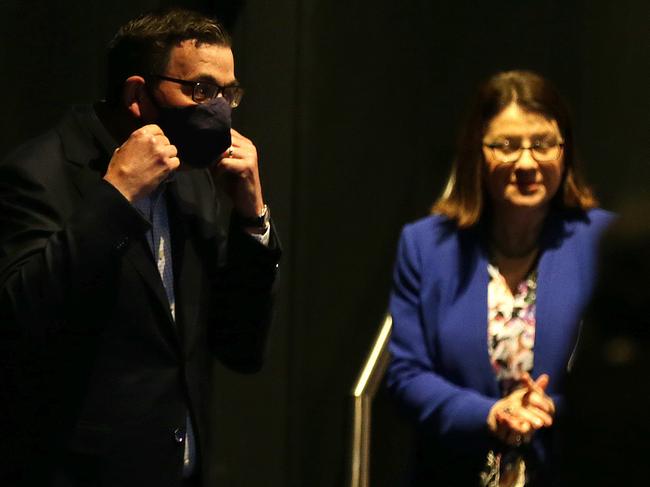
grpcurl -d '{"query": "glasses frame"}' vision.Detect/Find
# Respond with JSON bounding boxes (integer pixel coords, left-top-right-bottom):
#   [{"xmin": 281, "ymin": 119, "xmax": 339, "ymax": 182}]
[
  {"xmin": 152, "ymin": 74, "xmax": 244, "ymax": 108},
  {"xmin": 483, "ymin": 139, "xmax": 565, "ymax": 164}
]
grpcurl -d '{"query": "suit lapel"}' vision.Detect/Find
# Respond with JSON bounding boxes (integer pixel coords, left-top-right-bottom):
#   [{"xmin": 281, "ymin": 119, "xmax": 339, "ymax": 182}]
[
  {"xmin": 123, "ymin": 236, "xmax": 180, "ymax": 348},
  {"xmin": 58, "ymin": 106, "xmax": 182, "ymax": 352},
  {"xmin": 58, "ymin": 106, "xmax": 111, "ymax": 199},
  {"xmin": 167, "ymin": 175, "xmax": 203, "ymax": 353}
]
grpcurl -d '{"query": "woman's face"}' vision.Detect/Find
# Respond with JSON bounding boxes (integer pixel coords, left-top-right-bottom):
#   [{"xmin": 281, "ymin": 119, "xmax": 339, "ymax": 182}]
[{"xmin": 482, "ymin": 103, "xmax": 564, "ymax": 213}]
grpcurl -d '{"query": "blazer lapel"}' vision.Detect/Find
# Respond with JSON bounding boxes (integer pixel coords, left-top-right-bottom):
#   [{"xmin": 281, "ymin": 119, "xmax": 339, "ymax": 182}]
[
  {"xmin": 167, "ymin": 176, "xmax": 203, "ymax": 353},
  {"xmin": 58, "ymin": 106, "xmax": 111, "ymax": 199},
  {"xmin": 123, "ymin": 236, "xmax": 180, "ymax": 345},
  {"xmin": 533, "ymin": 246, "xmax": 574, "ymax": 388},
  {"xmin": 58, "ymin": 106, "xmax": 181, "ymax": 351},
  {"xmin": 470, "ymin": 250, "xmax": 501, "ymax": 398},
  {"xmin": 457, "ymin": 229, "xmax": 501, "ymax": 398},
  {"xmin": 532, "ymin": 214, "xmax": 581, "ymax": 391}
]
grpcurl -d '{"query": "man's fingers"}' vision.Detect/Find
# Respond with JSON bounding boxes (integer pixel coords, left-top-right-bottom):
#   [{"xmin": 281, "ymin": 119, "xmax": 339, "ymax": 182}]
[
  {"xmin": 162, "ymin": 143, "xmax": 177, "ymax": 159},
  {"xmin": 217, "ymin": 157, "xmax": 256, "ymax": 176},
  {"xmin": 230, "ymin": 127, "xmax": 248, "ymax": 141},
  {"xmin": 150, "ymin": 133, "xmax": 172, "ymax": 147},
  {"xmin": 167, "ymin": 156, "xmax": 180, "ymax": 171},
  {"xmin": 138, "ymin": 124, "xmax": 164, "ymax": 136},
  {"xmin": 229, "ymin": 130, "xmax": 255, "ymax": 150},
  {"xmin": 220, "ymin": 143, "xmax": 255, "ymax": 161}
]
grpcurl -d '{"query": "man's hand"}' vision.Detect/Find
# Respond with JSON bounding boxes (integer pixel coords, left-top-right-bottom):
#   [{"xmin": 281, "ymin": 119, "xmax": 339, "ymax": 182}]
[
  {"xmin": 103, "ymin": 124, "xmax": 179, "ymax": 202},
  {"xmin": 213, "ymin": 128, "xmax": 264, "ymax": 217},
  {"xmin": 487, "ymin": 373, "xmax": 556, "ymax": 446}
]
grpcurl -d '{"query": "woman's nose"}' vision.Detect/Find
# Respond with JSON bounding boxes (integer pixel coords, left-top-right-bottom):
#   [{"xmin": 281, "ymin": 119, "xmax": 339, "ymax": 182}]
[{"xmin": 513, "ymin": 148, "xmax": 538, "ymax": 170}]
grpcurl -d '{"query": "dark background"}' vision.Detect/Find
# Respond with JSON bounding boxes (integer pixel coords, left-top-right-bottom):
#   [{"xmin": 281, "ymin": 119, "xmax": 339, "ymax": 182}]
[{"xmin": 1, "ymin": 0, "xmax": 647, "ymax": 485}]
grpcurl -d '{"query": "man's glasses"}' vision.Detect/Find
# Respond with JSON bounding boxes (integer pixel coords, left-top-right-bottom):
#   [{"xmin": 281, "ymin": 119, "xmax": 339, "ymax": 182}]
[
  {"xmin": 483, "ymin": 137, "xmax": 564, "ymax": 163},
  {"xmin": 153, "ymin": 75, "xmax": 244, "ymax": 108}
]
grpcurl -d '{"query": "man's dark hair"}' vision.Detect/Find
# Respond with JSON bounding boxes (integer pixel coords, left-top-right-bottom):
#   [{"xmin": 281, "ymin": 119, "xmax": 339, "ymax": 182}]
[{"xmin": 106, "ymin": 8, "xmax": 231, "ymax": 105}]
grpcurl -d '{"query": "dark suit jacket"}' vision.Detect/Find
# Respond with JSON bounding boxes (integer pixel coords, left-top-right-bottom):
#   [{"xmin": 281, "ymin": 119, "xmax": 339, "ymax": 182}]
[
  {"xmin": 386, "ymin": 209, "xmax": 613, "ymax": 486},
  {"xmin": 0, "ymin": 105, "xmax": 281, "ymax": 486}
]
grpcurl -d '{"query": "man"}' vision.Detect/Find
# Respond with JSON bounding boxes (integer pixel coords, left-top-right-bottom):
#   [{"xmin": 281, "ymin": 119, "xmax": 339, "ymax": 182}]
[{"xmin": 0, "ymin": 8, "xmax": 280, "ymax": 487}]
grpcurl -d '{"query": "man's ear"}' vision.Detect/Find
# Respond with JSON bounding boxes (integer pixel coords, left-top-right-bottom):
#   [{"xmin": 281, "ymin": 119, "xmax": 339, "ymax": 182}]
[{"xmin": 122, "ymin": 75, "xmax": 148, "ymax": 119}]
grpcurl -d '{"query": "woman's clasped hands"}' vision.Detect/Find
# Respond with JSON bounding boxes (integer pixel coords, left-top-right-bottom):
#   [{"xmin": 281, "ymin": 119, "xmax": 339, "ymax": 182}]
[{"xmin": 487, "ymin": 373, "xmax": 555, "ymax": 447}]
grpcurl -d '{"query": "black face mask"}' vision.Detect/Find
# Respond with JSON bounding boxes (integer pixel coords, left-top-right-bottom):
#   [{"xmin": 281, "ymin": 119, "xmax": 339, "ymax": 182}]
[{"xmin": 155, "ymin": 97, "xmax": 232, "ymax": 169}]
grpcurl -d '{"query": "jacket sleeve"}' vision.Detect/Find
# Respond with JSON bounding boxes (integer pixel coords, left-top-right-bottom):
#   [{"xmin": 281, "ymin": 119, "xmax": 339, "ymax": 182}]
[
  {"xmin": 206, "ymin": 211, "xmax": 281, "ymax": 373},
  {"xmin": 0, "ymin": 151, "xmax": 149, "ymax": 340},
  {"xmin": 386, "ymin": 224, "xmax": 496, "ymax": 449}
]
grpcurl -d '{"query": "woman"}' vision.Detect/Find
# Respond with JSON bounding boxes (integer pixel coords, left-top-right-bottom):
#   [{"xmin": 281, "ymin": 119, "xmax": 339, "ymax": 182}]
[{"xmin": 386, "ymin": 70, "xmax": 613, "ymax": 486}]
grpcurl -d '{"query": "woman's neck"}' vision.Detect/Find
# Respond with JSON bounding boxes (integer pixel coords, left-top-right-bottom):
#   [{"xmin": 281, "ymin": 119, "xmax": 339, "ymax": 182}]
[
  {"xmin": 489, "ymin": 205, "xmax": 548, "ymax": 258},
  {"xmin": 488, "ymin": 205, "xmax": 548, "ymax": 292}
]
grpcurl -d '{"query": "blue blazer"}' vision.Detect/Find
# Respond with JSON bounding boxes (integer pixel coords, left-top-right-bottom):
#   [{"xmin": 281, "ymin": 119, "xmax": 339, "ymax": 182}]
[{"xmin": 386, "ymin": 208, "xmax": 614, "ymax": 485}]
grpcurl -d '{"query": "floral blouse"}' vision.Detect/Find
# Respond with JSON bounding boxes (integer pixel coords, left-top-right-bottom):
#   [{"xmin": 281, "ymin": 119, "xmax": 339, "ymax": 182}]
[
  {"xmin": 481, "ymin": 264, "xmax": 538, "ymax": 487},
  {"xmin": 487, "ymin": 264, "xmax": 537, "ymax": 395}
]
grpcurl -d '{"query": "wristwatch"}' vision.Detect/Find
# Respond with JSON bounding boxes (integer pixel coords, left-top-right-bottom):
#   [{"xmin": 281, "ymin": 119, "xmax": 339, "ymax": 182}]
[{"xmin": 235, "ymin": 204, "xmax": 270, "ymax": 231}]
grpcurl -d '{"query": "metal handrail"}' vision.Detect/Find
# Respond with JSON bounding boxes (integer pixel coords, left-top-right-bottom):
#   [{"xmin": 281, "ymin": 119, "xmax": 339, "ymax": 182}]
[{"xmin": 349, "ymin": 314, "xmax": 393, "ymax": 487}]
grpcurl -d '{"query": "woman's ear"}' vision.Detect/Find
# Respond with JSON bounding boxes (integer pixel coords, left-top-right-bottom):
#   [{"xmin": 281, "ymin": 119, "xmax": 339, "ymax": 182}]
[{"xmin": 122, "ymin": 75, "xmax": 147, "ymax": 119}]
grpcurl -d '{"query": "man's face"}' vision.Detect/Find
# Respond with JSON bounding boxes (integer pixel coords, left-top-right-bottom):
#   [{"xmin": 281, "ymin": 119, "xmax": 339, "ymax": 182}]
[{"xmin": 152, "ymin": 39, "xmax": 236, "ymax": 109}]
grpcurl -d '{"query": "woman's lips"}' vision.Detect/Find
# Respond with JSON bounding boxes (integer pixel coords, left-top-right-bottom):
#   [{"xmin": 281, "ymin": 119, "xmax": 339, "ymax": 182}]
[{"xmin": 515, "ymin": 181, "xmax": 540, "ymax": 193}]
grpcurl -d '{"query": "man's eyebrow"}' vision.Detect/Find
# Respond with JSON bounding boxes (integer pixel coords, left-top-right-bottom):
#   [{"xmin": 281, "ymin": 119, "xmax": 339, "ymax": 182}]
[{"xmin": 193, "ymin": 73, "xmax": 240, "ymax": 87}]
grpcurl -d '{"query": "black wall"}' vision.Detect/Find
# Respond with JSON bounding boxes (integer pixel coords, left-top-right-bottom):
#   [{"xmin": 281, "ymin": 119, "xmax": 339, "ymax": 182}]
[{"xmin": 1, "ymin": 1, "xmax": 647, "ymax": 485}]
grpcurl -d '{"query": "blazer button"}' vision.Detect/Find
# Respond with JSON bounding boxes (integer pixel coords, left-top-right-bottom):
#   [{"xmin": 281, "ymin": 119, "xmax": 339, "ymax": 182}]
[
  {"xmin": 173, "ymin": 428, "xmax": 185, "ymax": 444},
  {"xmin": 115, "ymin": 236, "xmax": 129, "ymax": 251}
]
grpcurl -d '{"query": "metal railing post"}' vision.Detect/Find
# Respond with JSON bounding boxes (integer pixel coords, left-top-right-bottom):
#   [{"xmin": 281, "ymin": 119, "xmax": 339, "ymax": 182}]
[{"xmin": 349, "ymin": 314, "xmax": 393, "ymax": 487}]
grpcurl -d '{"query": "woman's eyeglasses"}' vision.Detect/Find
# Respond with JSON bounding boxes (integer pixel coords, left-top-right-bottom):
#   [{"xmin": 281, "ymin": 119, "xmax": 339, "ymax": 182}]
[{"xmin": 483, "ymin": 137, "xmax": 564, "ymax": 163}]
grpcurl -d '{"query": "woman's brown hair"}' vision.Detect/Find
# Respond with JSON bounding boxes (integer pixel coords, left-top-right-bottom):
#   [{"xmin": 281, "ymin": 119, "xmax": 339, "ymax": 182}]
[{"xmin": 433, "ymin": 70, "xmax": 597, "ymax": 228}]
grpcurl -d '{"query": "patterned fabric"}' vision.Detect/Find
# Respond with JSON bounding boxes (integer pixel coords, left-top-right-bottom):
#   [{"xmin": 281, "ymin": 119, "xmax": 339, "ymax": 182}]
[
  {"xmin": 487, "ymin": 264, "xmax": 537, "ymax": 395},
  {"xmin": 481, "ymin": 264, "xmax": 538, "ymax": 487},
  {"xmin": 134, "ymin": 188, "xmax": 176, "ymax": 319}
]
